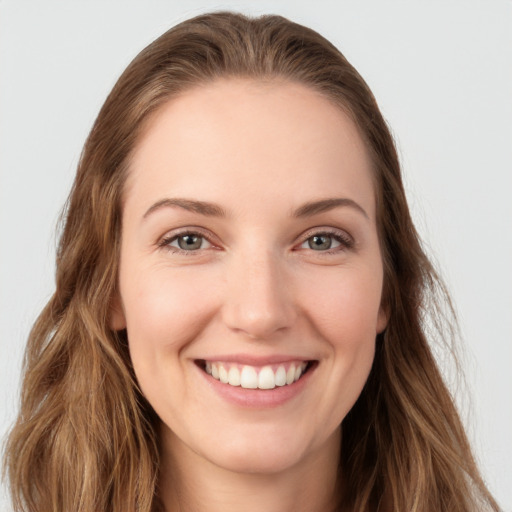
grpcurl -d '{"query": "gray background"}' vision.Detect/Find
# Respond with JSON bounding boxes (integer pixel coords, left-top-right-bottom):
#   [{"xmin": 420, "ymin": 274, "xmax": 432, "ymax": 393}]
[{"xmin": 1, "ymin": 1, "xmax": 511, "ymax": 510}]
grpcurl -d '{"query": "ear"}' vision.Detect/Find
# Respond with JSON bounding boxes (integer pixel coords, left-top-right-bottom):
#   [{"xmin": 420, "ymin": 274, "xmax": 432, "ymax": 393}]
[
  {"xmin": 109, "ymin": 293, "xmax": 127, "ymax": 331},
  {"xmin": 376, "ymin": 302, "xmax": 390, "ymax": 334}
]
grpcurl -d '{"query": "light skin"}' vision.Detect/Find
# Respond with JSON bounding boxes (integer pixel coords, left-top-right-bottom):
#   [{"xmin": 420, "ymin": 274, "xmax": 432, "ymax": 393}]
[{"xmin": 111, "ymin": 79, "xmax": 388, "ymax": 512}]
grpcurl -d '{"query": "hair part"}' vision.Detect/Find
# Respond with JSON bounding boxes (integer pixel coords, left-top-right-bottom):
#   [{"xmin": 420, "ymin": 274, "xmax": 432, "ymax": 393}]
[{"xmin": 3, "ymin": 11, "xmax": 499, "ymax": 512}]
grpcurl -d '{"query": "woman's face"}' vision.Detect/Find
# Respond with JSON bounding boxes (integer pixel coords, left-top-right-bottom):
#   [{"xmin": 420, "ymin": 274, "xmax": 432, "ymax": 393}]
[{"xmin": 112, "ymin": 79, "xmax": 387, "ymax": 475}]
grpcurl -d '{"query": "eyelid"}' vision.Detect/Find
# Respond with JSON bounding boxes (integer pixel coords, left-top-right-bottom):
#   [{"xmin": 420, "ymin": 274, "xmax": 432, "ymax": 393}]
[
  {"xmin": 294, "ymin": 226, "xmax": 354, "ymax": 251},
  {"xmin": 156, "ymin": 225, "xmax": 354, "ymax": 254},
  {"xmin": 157, "ymin": 226, "xmax": 220, "ymax": 252}
]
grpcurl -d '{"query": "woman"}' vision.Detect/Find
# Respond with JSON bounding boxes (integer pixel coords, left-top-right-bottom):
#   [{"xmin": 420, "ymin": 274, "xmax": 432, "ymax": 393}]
[{"xmin": 3, "ymin": 11, "xmax": 500, "ymax": 512}]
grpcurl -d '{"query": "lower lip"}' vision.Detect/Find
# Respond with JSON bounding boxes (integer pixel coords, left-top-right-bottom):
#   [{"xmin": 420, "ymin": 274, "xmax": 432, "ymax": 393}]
[{"xmin": 196, "ymin": 362, "xmax": 316, "ymax": 408}]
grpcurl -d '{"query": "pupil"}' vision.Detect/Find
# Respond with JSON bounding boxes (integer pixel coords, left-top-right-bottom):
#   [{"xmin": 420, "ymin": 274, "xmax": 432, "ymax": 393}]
[
  {"xmin": 309, "ymin": 235, "xmax": 331, "ymax": 250},
  {"xmin": 179, "ymin": 235, "xmax": 201, "ymax": 250}
]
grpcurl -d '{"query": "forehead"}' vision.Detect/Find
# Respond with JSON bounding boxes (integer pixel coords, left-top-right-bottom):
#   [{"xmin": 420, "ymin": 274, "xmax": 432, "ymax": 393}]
[{"xmin": 125, "ymin": 78, "xmax": 375, "ymax": 220}]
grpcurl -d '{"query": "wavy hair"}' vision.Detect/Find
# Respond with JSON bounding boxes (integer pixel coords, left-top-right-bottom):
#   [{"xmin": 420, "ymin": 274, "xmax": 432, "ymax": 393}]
[{"xmin": 3, "ymin": 11, "xmax": 500, "ymax": 512}]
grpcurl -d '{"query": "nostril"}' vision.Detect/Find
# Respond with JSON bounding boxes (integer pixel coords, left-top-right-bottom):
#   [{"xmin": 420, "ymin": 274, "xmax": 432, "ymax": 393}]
[{"xmin": 221, "ymin": 272, "xmax": 297, "ymax": 339}]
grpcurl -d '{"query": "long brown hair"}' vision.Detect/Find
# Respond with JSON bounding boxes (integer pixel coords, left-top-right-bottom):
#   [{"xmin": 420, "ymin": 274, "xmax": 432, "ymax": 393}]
[{"xmin": 3, "ymin": 11, "xmax": 500, "ymax": 512}]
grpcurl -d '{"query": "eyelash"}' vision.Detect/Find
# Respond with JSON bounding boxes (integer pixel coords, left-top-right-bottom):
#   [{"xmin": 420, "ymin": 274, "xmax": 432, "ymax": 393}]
[
  {"xmin": 297, "ymin": 228, "xmax": 354, "ymax": 254},
  {"xmin": 158, "ymin": 228, "xmax": 214, "ymax": 255},
  {"xmin": 157, "ymin": 227, "xmax": 354, "ymax": 255}
]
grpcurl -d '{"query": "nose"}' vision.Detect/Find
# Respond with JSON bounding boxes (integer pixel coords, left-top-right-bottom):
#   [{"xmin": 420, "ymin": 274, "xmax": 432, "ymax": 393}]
[{"xmin": 221, "ymin": 248, "xmax": 297, "ymax": 340}]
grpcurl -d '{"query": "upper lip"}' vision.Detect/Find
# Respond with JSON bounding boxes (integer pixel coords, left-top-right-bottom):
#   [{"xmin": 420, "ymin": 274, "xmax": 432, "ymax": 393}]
[{"xmin": 196, "ymin": 354, "xmax": 315, "ymax": 366}]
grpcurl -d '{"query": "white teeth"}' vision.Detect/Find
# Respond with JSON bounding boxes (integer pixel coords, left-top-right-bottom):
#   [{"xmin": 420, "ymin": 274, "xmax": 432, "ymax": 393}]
[
  {"xmin": 286, "ymin": 364, "xmax": 296, "ymax": 385},
  {"xmin": 228, "ymin": 366, "xmax": 241, "ymax": 386},
  {"xmin": 275, "ymin": 365, "xmax": 287, "ymax": 386},
  {"xmin": 219, "ymin": 365, "xmax": 229, "ymax": 384},
  {"xmin": 240, "ymin": 366, "xmax": 258, "ymax": 389},
  {"xmin": 205, "ymin": 361, "xmax": 309, "ymax": 390},
  {"xmin": 258, "ymin": 366, "xmax": 275, "ymax": 389}
]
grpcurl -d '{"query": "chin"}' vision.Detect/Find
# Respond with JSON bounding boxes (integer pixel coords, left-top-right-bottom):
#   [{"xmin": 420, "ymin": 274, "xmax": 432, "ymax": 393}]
[
  {"xmin": 209, "ymin": 443, "xmax": 305, "ymax": 475},
  {"xmin": 201, "ymin": 423, "xmax": 330, "ymax": 476}
]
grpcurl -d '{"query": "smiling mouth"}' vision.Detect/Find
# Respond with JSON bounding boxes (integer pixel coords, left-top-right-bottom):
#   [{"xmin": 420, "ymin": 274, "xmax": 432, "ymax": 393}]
[{"xmin": 196, "ymin": 360, "xmax": 316, "ymax": 390}]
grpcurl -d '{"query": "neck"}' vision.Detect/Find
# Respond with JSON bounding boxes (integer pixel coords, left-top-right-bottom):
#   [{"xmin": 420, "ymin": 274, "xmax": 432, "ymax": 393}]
[{"xmin": 158, "ymin": 427, "xmax": 341, "ymax": 512}]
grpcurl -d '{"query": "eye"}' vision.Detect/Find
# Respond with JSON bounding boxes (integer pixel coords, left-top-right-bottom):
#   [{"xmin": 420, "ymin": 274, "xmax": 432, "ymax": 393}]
[
  {"xmin": 161, "ymin": 232, "xmax": 212, "ymax": 252},
  {"xmin": 298, "ymin": 229, "xmax": 354, "ymax": 253},
  {"xmin": 302, "ymin": 234, "xmax": 341, "ymax": 251}
]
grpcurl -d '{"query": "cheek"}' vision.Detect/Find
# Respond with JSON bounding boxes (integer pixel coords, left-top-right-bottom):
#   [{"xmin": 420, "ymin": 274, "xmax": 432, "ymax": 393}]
[
  {"xmin": 287, "ymin": 267, "xmax": 382, "ymax": 437},
  {"xmin": 120, "ymin": 265, "xmax": 221, "ymax": 361},
  {"xmin": 298, "ymin": 266, "xmax": 382, "ymax": 398},
  {"xmin": 299, "ymin": 265, "xmax": 384, "ymax": 343}
]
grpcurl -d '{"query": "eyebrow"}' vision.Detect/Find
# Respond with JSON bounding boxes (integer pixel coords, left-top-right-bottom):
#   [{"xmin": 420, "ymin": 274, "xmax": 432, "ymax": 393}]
[
  {"xmin": 143, "ymin": 198, "xmax": 227, "ymax": 219},
  {"xmin": 142, "ymin": 196, "xmax": 368, "ymax": 220},
  {"xmin": 293, "ymin": 198, "xmax": 369, "ymax": 220}
]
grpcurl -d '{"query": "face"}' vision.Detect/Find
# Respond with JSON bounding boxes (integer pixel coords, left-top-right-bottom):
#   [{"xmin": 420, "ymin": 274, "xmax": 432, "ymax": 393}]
[{"xmin": 112, "ymin": 79, "xmax": 388, "ymax": 476}]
